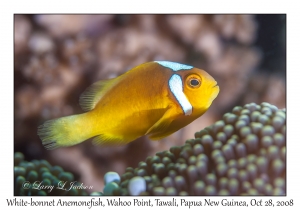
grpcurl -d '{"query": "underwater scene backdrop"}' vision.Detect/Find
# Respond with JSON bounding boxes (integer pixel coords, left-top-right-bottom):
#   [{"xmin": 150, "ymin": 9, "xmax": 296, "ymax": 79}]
[{"xmin": 14, "ymin": 14, "xmax": 286, "ymax": 195}]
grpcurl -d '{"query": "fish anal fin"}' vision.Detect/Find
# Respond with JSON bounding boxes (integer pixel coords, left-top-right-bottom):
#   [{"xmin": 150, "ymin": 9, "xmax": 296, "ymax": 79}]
[
  {"xmin": 92, "ymin": 133, "xmax": 130, "ymax": 147},
  {"xmin": 146, "ymin": 107, "xmax": 181, "ymax": 141},
  {"xmin": 79, "ymin": 78, "xmax": 118, "ymax": 112}
]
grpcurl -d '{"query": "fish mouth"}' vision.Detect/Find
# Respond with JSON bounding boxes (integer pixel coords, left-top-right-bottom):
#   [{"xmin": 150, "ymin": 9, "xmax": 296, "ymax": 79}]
[{"xmin": 213, "ymin": 83, "xmax": 218, "ymax": 88}]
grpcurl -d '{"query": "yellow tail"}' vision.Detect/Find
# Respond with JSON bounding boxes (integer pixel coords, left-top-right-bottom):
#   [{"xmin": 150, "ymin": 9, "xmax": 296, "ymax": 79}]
[{"xmin": 37, "ymin": 113, "xmax": 96, "ymax": 150}]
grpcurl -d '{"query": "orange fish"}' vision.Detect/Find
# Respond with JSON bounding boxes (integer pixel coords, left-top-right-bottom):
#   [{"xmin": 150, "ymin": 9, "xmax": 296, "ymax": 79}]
[{"xmin": 38, "ymin": 61, "xmax": 219, "ymax": 149}]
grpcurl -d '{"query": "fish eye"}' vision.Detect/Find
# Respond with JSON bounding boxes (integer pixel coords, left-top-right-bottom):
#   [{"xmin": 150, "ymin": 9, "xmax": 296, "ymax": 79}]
[
  {"xmin": 190, "ymin": 79, "xmax": 199, "ymax": 86},
  {"xmin": 186, "ymin": 75, "xmax": 201, "ymax": 88}
]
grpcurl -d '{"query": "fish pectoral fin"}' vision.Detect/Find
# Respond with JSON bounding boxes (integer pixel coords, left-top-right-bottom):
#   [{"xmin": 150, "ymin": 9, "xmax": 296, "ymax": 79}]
[
  {"xmin": 79, "ymin": 77, "xmax": 120, "ymax": 112},
  {"xmin": 92, "ymin": 133, "xmax": 131, "ymax": 147},
  {"xmin": 145, "ymin": 107, "xmax": 180, "ymax": 141}
]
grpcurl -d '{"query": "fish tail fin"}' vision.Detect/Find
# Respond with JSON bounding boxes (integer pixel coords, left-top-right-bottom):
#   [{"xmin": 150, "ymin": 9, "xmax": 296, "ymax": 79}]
[{"xmin": 37, "ymin": 113, "xmax": 96, "ymax": 150}]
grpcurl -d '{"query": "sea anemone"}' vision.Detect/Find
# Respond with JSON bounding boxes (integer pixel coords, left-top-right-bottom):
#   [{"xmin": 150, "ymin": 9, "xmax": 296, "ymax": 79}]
[
  {"xmin": 99, "ymin": 102, "xmax": 286, "ymax": 195},
  {"xmin": 14, "ymin": 152, "xmax": 88, "ymax": 196},
  {"xmin": 14, "ymin": 102, "xmax": 285, "ymax": 196}
]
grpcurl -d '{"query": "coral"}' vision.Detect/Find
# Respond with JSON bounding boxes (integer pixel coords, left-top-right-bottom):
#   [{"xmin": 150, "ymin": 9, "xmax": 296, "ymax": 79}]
[
  {"xmin": 14, "ymin": 15, "xmax": 32, "ymax": 55},
  {"xmin": 96, "ymin": 102, "xmax": 286, "ymax": 196},
  {"xmin": 14, "ymin": 152, "xmax": 88, "ymax": 196},
  {"xmin": 34, "ymin": 15, "xmax": 114, "ymax": 38}
]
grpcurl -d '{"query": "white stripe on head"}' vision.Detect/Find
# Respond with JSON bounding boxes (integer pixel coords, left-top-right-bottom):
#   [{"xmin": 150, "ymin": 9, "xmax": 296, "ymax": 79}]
[
  {"xmin": 155, "ymin": 61, "xmax": 193, "ymax": 71},
  {"xmin": 168, "ymin": 74, "xmax": 193, "ymax": 116}
]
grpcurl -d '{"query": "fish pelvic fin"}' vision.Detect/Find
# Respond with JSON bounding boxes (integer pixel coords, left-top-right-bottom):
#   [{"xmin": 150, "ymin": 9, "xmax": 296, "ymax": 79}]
[
  {"xmin": 146, "ymin": 106, "xmax": 182, "ymax": 141},
  {"xmin": 79, "ymin": 77, "xmax": 120, "ymax": 112},
  {"xmin": 92, "ymin": 133, "xmax": 133, "ymax": 147},
  {"xmin": 38, "ymin": 113, "xmax": 96, "ymax": 150},
  {"xmin": 148, "ymin": 130, "xmax": 177, "ymax": 140}
]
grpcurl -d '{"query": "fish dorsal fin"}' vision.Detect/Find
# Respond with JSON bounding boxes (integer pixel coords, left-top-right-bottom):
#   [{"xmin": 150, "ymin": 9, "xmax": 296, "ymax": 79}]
[{"xmin": 79, "ymin": 78, "xmax": 119, "ymax": 112}]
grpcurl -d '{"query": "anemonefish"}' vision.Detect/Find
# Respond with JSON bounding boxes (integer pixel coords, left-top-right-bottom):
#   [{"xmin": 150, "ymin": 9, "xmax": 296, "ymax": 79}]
[{"xmin": 38, "ymin": 61, "xmax": 219, "ymax": 149}]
